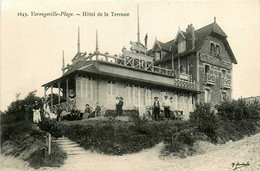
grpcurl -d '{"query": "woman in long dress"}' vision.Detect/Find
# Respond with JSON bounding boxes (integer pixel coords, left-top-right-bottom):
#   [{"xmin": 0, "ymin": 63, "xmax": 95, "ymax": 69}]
[
  {"xmin": 33, "ymin": 101, "xmax": 41, "ymax": 123},
  {"xmin": 43, "ymin": 101, "xmax": 57, "ymax": 119}
]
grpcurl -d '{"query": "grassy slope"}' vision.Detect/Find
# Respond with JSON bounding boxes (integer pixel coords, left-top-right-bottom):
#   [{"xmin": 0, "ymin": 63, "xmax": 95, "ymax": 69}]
[{"xmin": 1, "ymin": 121, "xmax": 67, "ymax": 169}]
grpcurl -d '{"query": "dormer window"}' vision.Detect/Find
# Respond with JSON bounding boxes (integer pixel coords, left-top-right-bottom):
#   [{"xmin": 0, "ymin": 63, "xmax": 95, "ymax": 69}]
[
  {"xmin": 216, "ymin": 45, "xmax": 220, "ymax": 55},
  {"xmin": 210, "ymin": 43, "xmax": 215, "ymax": 53},
  {"xmin": 178, "ymin": 40, "xmax": 186, "ymax": 53},
  {"xmin": 155, "ymin": 51, "xmax": 161, "ymax": 60},
  {"xmin": 210, "ymin": 42, "xmax": 221, "ymax": 56}
]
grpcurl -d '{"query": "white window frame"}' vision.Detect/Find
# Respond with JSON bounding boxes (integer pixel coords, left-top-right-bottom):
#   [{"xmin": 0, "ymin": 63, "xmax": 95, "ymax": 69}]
[
  {"xmin": 178, "ymin": 40, "xmax": 186, "ymax": 53},
  {"xmin": 205, "ymin": 87, "xmax": 211, "ymax": 103}
]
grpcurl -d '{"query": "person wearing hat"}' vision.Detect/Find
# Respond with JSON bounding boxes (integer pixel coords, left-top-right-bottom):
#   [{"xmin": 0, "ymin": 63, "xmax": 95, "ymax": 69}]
[
  {"xmin": 83, "ymin": 104, "xmax": 91, "ymax": 119},
  {"xmin": 163, "ymin": 95, "xmax": 171, "ymax": 120},
  {"xmin": 117, "ymin": 97, "xmax": 124, "ymax": 116},
  {"xmin": 33, "ymin": 100, "xmax": 41, "ymax": 124},
  {"xmin": 153, "ymin": 97, "xmax": 160, "ymax": 120},
  {"xmin": 115, "ymin": 97, "xmax": 119, "ymax": 115}
]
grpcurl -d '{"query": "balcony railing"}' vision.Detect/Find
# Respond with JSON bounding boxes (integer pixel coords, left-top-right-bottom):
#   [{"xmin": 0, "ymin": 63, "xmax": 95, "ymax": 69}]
[
  {"xmin": 204, "ymin": 73, "xmax": 216, "ymax": 85},
  {"xmin": 49, "ymin": 101, "xmax": 75, "ymax": 114},
  {"xmin": 173, "ymin": 78, "xmax": 196, "ymax": 89},
  {"xmin": 221, "ymin": 77, "xmax": 231, "ymax": 89},
  {"xmin": 65, "ymin": 49, "xmax": 198, "ymax": 90}
]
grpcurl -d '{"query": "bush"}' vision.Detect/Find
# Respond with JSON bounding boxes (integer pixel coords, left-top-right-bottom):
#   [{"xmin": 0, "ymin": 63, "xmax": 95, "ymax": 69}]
[
  {"xmin": 1, "ymin": 121, "xmax": 33, "ymax": 143},
  {"xmin": 39, "ymin": 118, "xmax": 62, "ymax": 138},
  {"xmin": 189, "ymin": 103, "xmax": 217, "ymax": 139},
  {"xmin": 58, "ymin": 119, "xmax": 189, "ymax": 155},
  {"xmin": 1, "ymin": 121, "xmax": 66, "ymax": 169},
  {"xmin": 217, "ymin": 99, "xmax": 250, "ymax": 120},
  {"xmin": 26, "ymin": 143, "xmax": 67, "ymax": 169}
]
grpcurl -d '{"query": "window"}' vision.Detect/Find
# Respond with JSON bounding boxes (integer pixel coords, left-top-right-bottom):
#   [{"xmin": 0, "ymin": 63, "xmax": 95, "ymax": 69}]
[
  {"xmin": 155, "ymin": 51, "xmax": 161, "ymax": 60},
  {"xmin": 210, "ymin": 43, "xmax": 215, "ymax": 53},
  {"xmin": 134, "ymin": 85, "xmax": 139, "ymax": 105},
  {"xmin": 160, "ymin": 89, "xmax": 166, "ymax": 102},
  {"xmin": 127, "ymin": 84, "xmax": 133, "ymax": 105},
  {"xmin": 205, "ymin": 88, "xmax": 211, "ymax": 103},
  {"xmin": 107, "ymin": 80, "xmax": 116, "ymax": 102},
  {"xmin": 178, "ymin": 40, "xmax": 186, "ymax": 53},
  {"xmin": 222, "ymin": 69, "xmax": 226, "ymax": 78},
  {"xmin": 221, "ymin": 91, "xmax": 228, "ymax": 100},
  {"xmin": 210, "ymin": 42, "xmax": 221, "ymax": 56},
  {"xmin": 140, "ymin": 87, "xmax": 145, "ymax": 105},
  {"xmin": 146, "ymin": 88, "xmax": 152, "ymax": 106},
  {"xmin": 87, "ymin": 77, "xmax": 92, "ymax": 99},
  {"xmin": 204, "ymin": 65, "xmax": 210, "ymax": 74},
  {"xmin": 216, "ymin": 45, "xmax": 220, "ymax": 55}
]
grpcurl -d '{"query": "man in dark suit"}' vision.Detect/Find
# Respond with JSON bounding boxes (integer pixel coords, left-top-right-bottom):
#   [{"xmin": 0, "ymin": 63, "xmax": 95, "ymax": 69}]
[
  {"xmin": 153, "ymin": 97, "xmax": 160, "ymax": 120},
  {"xmin": 118, "ymin": 97, "xmax": 124, "ymax": 116}
]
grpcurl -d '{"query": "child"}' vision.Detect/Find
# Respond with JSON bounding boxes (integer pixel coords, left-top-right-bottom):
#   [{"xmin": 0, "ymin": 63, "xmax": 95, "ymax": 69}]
[{"xmin": 83, "ymin": 104, "xmax": 91, "ymax": 119}]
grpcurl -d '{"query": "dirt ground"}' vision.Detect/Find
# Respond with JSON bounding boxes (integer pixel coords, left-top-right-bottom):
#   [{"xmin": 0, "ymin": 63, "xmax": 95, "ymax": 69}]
[{"xmin": 1, "ymin": 132, "xmax": 260, "ymax": 171}]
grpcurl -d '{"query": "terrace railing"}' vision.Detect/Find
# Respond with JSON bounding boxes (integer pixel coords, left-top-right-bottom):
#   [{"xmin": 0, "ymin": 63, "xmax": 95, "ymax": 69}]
[
  {"xmin": 49, "ymin": 101, "xmax": 74, "ymax": 114},
  {"xmin": 69, "ymin": 50, "xmax": 197, "ymax": 90}
]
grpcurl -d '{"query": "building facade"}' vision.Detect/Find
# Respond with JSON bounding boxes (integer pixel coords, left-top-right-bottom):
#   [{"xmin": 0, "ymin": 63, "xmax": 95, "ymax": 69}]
[{"xmin": 42, "ymin": 19, "xmax": 237, "ymax": 119}]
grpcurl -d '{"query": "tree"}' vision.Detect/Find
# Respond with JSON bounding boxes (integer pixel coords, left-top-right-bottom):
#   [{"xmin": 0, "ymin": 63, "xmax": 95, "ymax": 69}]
[{"xmin": 2, "ymin": 90, "xmax": 43, "ymax": 124}]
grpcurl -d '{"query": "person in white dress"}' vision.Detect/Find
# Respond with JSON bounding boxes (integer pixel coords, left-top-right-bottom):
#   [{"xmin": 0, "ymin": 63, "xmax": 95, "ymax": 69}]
[
  {"xmin": 33, "ymin": 101, "xmax": 41, "ymax": 123},
  {"xmin": 43, "ymin": 100, "xmax": 57, "ymax": 119}
]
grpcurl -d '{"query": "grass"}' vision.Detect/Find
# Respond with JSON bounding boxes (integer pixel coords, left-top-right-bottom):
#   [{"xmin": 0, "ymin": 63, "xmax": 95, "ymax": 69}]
[
  {"xmin": 58, "ymin": 101, "xmax": 260, "ymax": 157},
  {"xmin": 1, "ymin": 121, "xmax": 67, "ymax": 169},
  {"xmin": 58, "ymin": 118, "xmax": 195, "ymax": 156}
]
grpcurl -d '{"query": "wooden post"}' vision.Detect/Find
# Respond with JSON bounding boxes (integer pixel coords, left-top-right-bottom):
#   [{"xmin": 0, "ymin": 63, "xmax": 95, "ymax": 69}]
[
  {"xmin": 178, "ymin": 57, "xmax": 180, "ymax": 74},
  {"xmin": 66, "ymin": 79, "xmax": 69, "ymax": 101},
  {"xmin": 48, "ymin": 133, "xmax": 51, "ymax": 155},
  {"xmin": 51, "ymin": 85, "xmax": 53, "ymax": 106},
  {"xmin": 171, "ymin": 53, "xmax": 174, "ymax": 70},
  {"xmin": 58, "ymin": 82, "xmax": 61, "ymax": 103},
  {"xmin": 44, "ymin": 86, "xmax": 47, "ymax": 101},
  {"xmin": 187, "ymin": 59, "xmax": 190, "ymax": 74}
]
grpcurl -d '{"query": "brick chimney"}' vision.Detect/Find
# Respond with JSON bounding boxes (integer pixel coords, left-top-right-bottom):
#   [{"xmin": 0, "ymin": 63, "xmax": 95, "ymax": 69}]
[{"xmin": 186, "ymin": 24, "xmax": 195, "ymax": 50}]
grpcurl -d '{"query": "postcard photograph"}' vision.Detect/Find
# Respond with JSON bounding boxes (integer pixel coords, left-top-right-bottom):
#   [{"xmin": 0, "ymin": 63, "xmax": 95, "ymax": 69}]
[{"xmin": 1, "ymin": 0, "xmax": 260, "ymax": 170}]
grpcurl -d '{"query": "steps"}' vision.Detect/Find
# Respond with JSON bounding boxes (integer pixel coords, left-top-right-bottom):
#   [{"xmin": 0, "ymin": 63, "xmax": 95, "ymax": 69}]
[{"xmin": 53, "ymin": 137, "xmax": 90, "ymax": 155}]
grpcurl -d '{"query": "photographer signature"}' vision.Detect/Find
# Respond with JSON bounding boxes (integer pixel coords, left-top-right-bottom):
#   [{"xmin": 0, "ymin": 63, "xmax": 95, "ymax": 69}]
[{"xmin": 232, "ymin": 162, "xmax": 250, "ymax": 170}]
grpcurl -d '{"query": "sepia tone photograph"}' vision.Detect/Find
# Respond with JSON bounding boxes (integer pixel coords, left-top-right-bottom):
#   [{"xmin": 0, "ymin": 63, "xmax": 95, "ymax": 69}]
[{"xmin": 1, "ymin": 0, "xmax": 260, "ymax": 170}]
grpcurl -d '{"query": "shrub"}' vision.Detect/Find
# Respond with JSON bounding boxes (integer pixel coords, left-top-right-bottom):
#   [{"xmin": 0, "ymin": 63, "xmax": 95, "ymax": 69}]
[
  {"xmin": 1, "ymin": 121, "xmax": 33, "ymax": 143},
  {"xmin": 58, "ymin": 119, "xmax": 189, "ymax": 155},
  {"xmin": 189, "ymin": 103, "xmax": 217, "ymax": 139},
  {"xmin": 39, "ymin": 118, "xmax": 62, "ymax": 138},
  {"xmin": 216, "ymin": 99, "xmax": 250, "ymax": 120},
  {"xmin": 26, "ymin": 143, "xmax": 67, "ymax": 169}
]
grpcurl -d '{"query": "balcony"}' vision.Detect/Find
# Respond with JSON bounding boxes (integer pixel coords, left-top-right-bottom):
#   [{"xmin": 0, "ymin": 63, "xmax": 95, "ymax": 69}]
[
  {"xmin": 221, "ymin": 77, "xmax": 231, "ymax": 89},
  {"xmin": 173, "ymin": 78, "xmax": 196, "ymax": 89},
  {"xmin": 204, "ymin": 73, "xmax": 216, "ymax": 85},
  {"xmin": 50, "ymin": 101, "xmax": 75, "ymax": 114}
]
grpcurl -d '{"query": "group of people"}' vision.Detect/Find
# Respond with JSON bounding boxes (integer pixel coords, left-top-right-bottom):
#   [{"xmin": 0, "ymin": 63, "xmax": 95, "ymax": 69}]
[
  {"xmin": 153, "ymin": 95, "xmax": 181, "ymax": 121},
  {"xmin": 115, "ymin": 97, "xmax": 124, "ymax": 116},
  {"xmin": 32, "ymin": 99, "xmax": 57, "ymax": 124}
]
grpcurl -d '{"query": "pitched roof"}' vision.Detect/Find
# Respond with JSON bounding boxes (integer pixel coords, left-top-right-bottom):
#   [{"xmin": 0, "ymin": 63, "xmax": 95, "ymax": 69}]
[
  {"xmin": 153, "ymin": 22, "xmax": 237, "ymax": 64},
  {"xmin": 157, "ymin": 40, "xmax": 171, "ymax": 51}
]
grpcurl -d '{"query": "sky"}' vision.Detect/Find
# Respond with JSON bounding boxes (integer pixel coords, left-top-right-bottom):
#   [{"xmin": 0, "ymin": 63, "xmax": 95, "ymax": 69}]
[{"xmin": 1, "ymin": 0, "xmax": 260, "ymax": 111}]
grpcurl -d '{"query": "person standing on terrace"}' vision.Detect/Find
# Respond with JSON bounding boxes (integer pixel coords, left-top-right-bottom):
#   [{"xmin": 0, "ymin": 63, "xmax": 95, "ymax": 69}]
[
  {"xmin": 69, "ymin": 90, "xmax": 76, "ymax": 110},
  {"xmin": 153, "ymin": 97, "xmax": 160, "ymax": 121},
  {"xmin": 163, "ymin": 96, "xmax": 171, "ymax": 120}
]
